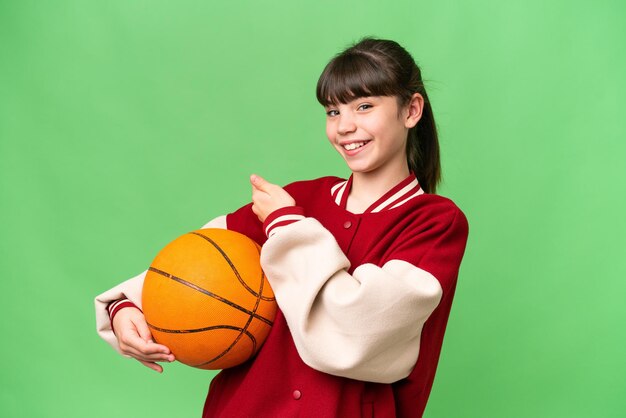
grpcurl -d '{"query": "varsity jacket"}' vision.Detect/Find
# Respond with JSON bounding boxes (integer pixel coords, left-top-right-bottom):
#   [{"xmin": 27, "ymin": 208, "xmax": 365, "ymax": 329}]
[{"xmin": 94, "ymin": 173, "xmax": 469, "ymax": 418}]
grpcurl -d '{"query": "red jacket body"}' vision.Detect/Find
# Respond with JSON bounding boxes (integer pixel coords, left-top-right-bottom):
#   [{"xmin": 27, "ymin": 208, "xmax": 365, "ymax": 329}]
[{"xmin": 202, "ymin": 175, "xmax": 469, "ymax": 418}]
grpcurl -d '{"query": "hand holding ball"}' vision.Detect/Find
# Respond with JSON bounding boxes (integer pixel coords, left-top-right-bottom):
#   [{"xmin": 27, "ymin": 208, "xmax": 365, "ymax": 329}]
[{"xmin": 142, "ymin": 229, "xmax": 277, "ymax": 370}]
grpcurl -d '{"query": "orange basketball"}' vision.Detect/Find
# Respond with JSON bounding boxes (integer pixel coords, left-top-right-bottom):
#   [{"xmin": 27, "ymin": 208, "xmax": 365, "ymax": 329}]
[{"xmin": 142, "ymin": 228, "xmax": 277, "ymax": 370}]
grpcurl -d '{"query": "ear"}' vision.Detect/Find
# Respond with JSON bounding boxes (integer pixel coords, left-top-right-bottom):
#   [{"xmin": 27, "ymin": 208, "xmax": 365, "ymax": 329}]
[{"xmin": 404, "ymin": 93, "xmax": 424, "ymax": 129}]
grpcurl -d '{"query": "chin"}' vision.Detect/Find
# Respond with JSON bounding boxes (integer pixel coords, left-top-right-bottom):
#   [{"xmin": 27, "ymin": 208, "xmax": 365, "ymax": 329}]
[
  {"xmin": 339, "ymin": 154, "xmax": 378, "ymax": 174},
  {"xmin": 345, "ymin": 163, "xmax": 376, "ymax": 174}
]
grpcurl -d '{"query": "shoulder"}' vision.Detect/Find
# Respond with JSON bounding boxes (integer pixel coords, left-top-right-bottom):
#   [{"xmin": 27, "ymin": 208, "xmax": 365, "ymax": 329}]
[
  {"xmin": 405, "ymin": 193, "xmax": 469, "ymax": 238},
  {"xmin": 421, "ymin": 193, "xmax": 467, "ymax": 222},
  {"xmin": 394, "ymin": 194, "xmax": 469, "ymax": 284}
]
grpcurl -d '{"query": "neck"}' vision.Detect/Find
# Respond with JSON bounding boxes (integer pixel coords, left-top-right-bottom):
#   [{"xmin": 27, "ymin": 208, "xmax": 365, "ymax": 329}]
[{"xmin": 348, "ymin": 162, "xmax": 410, "ymax": 212}]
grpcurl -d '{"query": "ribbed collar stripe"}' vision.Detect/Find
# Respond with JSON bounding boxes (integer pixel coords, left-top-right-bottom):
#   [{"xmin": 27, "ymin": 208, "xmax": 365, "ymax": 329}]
[
  {"xmin": 331, "ymin": 172, "xmax": 422, "ymax": 213},
  {"xmin": 368, "ymin": 177, "xmax": 421, "ymax": 213},
  {"xmin": 333, "ymin": 180, "xmax": 349, "ymax": 206},
  {"xmin": 388, "ymin": 188, "xmax": 424, "ymax": 210},
  {"xmin": 338, "ymin": 176, "xmax": 353, "ymax": 209},
  {"xmin": 331, "ymin": 181, "xmax": 345, "ymax": 197}
]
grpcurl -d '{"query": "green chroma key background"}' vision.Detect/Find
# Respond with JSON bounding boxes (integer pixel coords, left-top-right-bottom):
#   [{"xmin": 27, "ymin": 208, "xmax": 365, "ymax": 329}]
[{"xmin": 1, "ymin": 1, "xmax": 624, "ymax": 417}]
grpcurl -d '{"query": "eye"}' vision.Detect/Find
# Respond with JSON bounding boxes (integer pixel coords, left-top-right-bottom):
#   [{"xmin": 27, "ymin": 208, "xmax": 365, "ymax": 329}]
[
  {"xmin": 357, "ymin": 103, "xmax": 373, "ymax": 111},
  {"xmin": 326, "ymin": 109, "xmax": 339, "ymax": 117}
]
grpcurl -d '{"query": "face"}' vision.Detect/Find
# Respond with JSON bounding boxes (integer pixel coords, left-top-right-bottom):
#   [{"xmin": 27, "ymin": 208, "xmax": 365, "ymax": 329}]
[{"xmin": 324, "ymin": 95, "xmax": 422, "ymax": 176}]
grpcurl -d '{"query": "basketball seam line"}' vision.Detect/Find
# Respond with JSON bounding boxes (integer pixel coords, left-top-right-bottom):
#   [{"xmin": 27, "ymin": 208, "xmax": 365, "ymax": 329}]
[
  {"xmin": 190, "ymin": 232, "xmax": 275, "ymax": 302},
  {"xmin": 148, "ymin": 267, "xmax": 274, "ymax": 326},
  {"xmin": 146, "ymin": 322, "xmax": 259, "ymax": 367}
]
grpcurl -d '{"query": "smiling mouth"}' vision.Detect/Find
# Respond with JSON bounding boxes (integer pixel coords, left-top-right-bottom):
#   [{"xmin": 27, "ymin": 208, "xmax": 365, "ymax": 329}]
[{"xmin": 342, "ymin": 141, "xmax": 371, "ymax": 151}]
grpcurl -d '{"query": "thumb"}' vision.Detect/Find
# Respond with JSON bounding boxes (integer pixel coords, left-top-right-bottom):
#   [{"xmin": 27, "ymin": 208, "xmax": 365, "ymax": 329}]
[
  {"xmin": 250, "ymin": 174, "xmax": 269, "ymax": 191},
  {"xmin": 134, "ymin": 316, "xmax": 154, "ymax": 343}
]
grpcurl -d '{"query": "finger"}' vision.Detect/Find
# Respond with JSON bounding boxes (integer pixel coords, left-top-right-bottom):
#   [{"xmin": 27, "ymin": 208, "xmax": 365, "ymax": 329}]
[
  {"xmin": 122, "ymin": 328, "xmax": 152, "ymax": 350},
  {"xmin": 135, "ymin": 321, "xmax": 151, "ymax": 341},
  {"xmin": 143, "ymin": 341, "xmax": 175, "ymax": 362},
  {"xmin": 250, "ymin": 174, "xmax": 271, "ymax": 192},
  {"xmin": 134, "ymin": 316, "xmax": 156, "ymax": 343},
  {"xmin": 121, "ymin": 331, "xmax": 169, "ymax": 357},
  {"xmin": 135, "ymin": 322, "xmax": 171, "ymax": 355},
  {"xmin": 139, "ymin": 359, "xmax": 164, "ymax": 373},
  {"xmin": 123, "ymin": 343, "xmax": 175, "ymax": 363}
]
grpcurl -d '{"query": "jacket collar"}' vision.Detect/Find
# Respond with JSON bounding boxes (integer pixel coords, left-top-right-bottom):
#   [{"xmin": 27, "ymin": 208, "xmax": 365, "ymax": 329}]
[{"xmin": 330, "ymin": 172, "xmax": 424, "ymax": 213}]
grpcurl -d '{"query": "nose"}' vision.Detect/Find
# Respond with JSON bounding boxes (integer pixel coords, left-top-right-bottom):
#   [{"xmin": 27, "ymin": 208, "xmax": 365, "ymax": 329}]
[{"xmin": 337, "ymin": 112, "xmax": 356, "ymax": 135}]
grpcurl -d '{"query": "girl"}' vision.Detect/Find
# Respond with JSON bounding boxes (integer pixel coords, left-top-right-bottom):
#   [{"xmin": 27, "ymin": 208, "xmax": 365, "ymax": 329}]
[{"xmin": 95, "ymin": 37, "xmax": 469, "ymax": 417}]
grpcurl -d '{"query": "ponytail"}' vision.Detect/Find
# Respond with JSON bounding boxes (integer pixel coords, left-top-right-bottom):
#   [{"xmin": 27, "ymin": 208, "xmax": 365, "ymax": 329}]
[{"xmin": 406, "ymin": 91, "xmax": 440, "ymax": 194}]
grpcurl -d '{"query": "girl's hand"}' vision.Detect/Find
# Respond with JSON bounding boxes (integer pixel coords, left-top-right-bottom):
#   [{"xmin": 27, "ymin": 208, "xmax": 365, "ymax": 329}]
[
  {"xmin": 112, "ymin": 307, "xmax": 175, "ymax": 373},
  {"xmin": 250, "ymin": 174, "xmax": 296, "ymax": 223}
]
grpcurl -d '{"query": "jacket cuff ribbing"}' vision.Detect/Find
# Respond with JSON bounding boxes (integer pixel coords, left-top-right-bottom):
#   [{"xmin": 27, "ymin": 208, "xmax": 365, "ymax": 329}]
[
  {"xmin": 107, "ymin": 299, "xmax": 141, "ymax": 334},
  {"xmin": 263, "ymin": 206, "xmax": 305, "ymax": 237}
]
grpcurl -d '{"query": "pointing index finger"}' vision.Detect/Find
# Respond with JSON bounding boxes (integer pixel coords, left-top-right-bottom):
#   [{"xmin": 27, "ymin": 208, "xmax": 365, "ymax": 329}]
[{"xmin": 250, "ymin": 174, "xmax": 267, "ymax": 190}]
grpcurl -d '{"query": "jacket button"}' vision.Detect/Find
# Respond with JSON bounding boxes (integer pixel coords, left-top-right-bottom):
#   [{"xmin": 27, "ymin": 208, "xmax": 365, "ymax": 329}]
[
  {"xmin": 343, "ymin": 221, "xmax": 352, "ymax": 229},
  {"xmin": 292, "ymin": 390, "xmax": 302, "ymax": 400}
]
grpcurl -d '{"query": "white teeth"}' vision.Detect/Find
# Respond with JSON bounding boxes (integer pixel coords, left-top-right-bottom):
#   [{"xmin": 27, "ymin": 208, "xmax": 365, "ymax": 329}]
[{"xmin": 343, "ymin": 141, "xmax": 368, "ymax": 151}]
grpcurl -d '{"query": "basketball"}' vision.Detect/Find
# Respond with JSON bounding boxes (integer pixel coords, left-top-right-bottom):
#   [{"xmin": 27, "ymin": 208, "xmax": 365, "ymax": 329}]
[{"xmin": 142, "ymin": 228, "xmax": 277, "ymax": 370}]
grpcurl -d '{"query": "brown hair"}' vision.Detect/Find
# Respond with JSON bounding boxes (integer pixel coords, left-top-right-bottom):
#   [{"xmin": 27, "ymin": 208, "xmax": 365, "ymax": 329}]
[{"xmin": 316, "ymin": 37, "xmax": 441, "ymax": 194}]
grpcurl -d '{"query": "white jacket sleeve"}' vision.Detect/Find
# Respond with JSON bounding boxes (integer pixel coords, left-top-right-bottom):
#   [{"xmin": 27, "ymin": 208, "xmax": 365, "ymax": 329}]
[
  {"xmin": 260, "ymin": 218, "xmax": 442, "ymax": 384},
  {"xmin": 94, "ymin": 215, "xmax": 227, "ymax": 353}
]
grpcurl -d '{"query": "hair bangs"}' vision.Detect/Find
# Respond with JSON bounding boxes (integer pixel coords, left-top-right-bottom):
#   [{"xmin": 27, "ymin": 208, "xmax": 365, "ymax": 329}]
[{"xmin": 316, "ymin": 52, "xmax": 401, "ymax": 107}]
